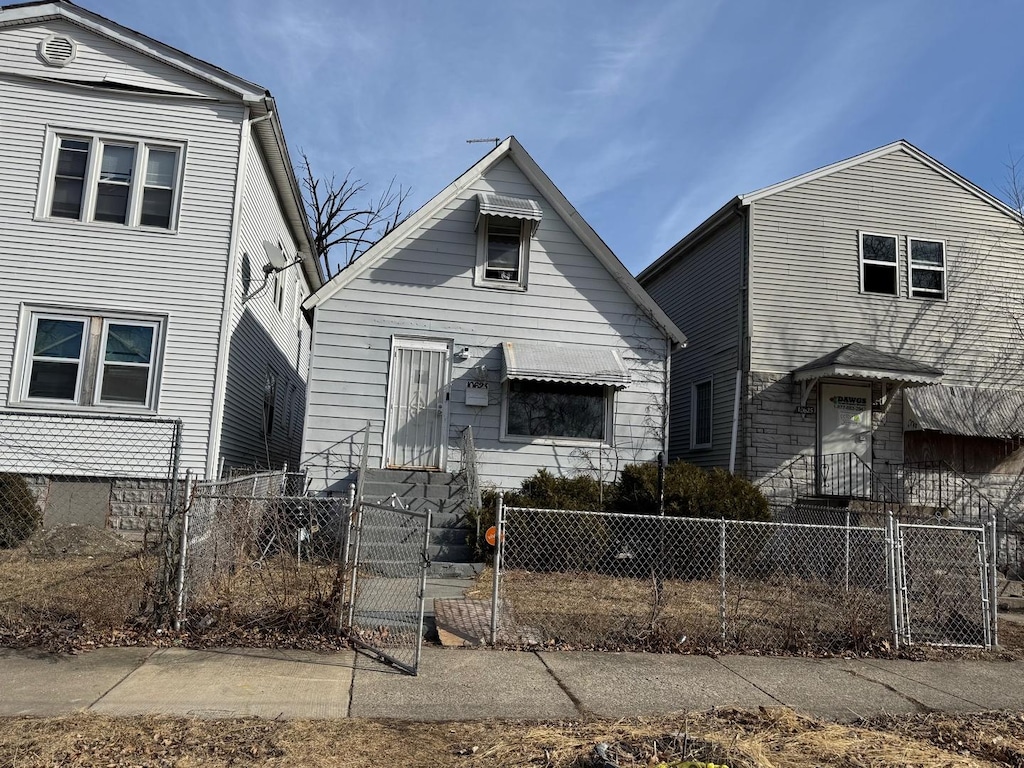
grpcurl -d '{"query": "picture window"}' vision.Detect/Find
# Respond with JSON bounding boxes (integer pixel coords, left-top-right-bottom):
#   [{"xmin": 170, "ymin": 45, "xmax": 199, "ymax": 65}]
[{"xmin": 504, "ymin": 379, "xmax": 609, "ymax": 441}]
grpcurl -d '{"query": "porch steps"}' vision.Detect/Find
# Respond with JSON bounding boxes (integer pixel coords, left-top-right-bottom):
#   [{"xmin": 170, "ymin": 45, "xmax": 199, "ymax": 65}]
[{"xmin": 358, "ymin": 468, "xmax": 484, "ymax": 577}]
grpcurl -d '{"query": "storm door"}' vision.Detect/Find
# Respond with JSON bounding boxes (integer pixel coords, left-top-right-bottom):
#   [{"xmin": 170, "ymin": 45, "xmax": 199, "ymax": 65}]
[
  {"xmin": 384, "ymin": 338, "xmax": 450, "ymax": 470},
  {"xmin": 817, "ymin": 382, "xmax": 873, "ymax": 497}
]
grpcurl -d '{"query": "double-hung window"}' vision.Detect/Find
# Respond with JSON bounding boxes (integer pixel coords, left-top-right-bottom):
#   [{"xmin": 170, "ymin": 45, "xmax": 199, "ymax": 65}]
[
  {"xmin": 691, "ymin": 378, "xmax": 713, "ymax": 449},
  {"xmin": 43, "ymin": 131, "xmax": 183, "ymax": 230},
  {"xmin": 18, "ymin": 308, "xmax": 164, "ymax": 411},
  {"xmin": 907, "ymin": 238, "xmax": 946, "ymax": 299},
  {"xmin": 859, "ymin": 232, "xmax": 898, "ymax": 295}
]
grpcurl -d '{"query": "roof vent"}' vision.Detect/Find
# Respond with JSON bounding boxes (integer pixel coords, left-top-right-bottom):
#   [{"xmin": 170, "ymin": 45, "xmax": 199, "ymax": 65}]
[{"xmin": 38, "ymin": 34, "xmax": 77, "ymax": 67}]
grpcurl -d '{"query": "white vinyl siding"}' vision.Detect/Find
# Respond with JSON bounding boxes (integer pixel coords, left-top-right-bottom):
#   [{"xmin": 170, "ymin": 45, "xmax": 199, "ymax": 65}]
[
  {"xmin": 748, "ymin": 147, "xmax": 1024, "ymax": 389},
  {"xmin": 302, "ymin": 157, "xmax": 668, "ymax": 491},
  {"xmin": 218, "ymin": 138, "xmax": 312, "ymax": 472},
  {"xmin": 0, "ymin": 21, "xmax": 246, "ymax": 473}
]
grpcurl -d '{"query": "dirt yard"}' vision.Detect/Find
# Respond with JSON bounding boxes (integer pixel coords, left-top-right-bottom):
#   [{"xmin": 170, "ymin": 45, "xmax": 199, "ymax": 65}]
[{"xmin": 1, "ymin": 708, "xmax": 1022, "ymax": 767}]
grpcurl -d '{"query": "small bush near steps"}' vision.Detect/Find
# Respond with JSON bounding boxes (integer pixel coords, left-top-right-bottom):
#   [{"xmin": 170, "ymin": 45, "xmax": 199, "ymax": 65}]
[{"xmin": 0, "ymin": 473, "xmax": 42, "ymax": 549}]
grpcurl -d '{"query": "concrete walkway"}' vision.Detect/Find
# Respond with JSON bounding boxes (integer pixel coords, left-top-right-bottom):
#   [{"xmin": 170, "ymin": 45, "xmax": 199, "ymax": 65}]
[{"xmin": 4, "ymin": 646, "xmax": 1024, "ymax": 722}]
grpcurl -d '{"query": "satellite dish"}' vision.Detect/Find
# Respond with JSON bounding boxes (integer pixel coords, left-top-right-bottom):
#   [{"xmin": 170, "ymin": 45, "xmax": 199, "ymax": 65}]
[{"xmin": 263, "ymin": 240, "xmax": 289, "ymax": 271}]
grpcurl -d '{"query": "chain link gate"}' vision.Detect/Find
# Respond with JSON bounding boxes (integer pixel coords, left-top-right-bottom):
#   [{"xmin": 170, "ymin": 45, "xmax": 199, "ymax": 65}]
[
  {"xmin": 894, "ymin": 522, "xmax": 993, "ymax": 648},
  {"xmin": 347, "ymin": 499, "xmax": 431, "ymax": 675}
]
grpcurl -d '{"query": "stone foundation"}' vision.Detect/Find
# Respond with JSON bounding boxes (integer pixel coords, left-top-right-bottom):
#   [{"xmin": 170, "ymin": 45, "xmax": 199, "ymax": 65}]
[{"xmin": 15, "ymin": 474, "xmax": 183, "ymax": 545}]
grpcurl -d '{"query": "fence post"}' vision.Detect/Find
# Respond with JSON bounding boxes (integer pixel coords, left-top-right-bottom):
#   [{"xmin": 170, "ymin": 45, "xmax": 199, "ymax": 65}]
[
  {"xmin": 990, "ymin": 511, "xmax": 999, "ymax": 648},
  {"xmin": 490, "ymin": 491, "xmax": 504, "ymax": 646},
  {"xmin": 337, "ymin": 483, "xmax": 358, "ymax": 632},
  {"xmin": 844, "ymin": 508, "xmax": 851, "ymax": 593},
  {"xmin": 346, "ymin": 496, "xmax": 366, "ymax": 629},
  {"xmin": 172, "ymin": 468, "xmax": 193, "ymax": 631},
  {"xmin": 885, "ymin": 509, "xmax": 900, "ymax": 649},
  {"xmin": 719, "ymin": 518, "xmax": 726, "ymax": 644}
]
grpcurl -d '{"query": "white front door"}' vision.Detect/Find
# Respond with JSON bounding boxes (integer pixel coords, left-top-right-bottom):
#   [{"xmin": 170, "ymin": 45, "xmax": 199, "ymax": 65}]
[
  {"xmin": 384, "ymin": 338, "xmax": 450, "ymax": 470},
  {"xmin": 818, "ymin": 382, "xmax": 872, "ymax": 496}
]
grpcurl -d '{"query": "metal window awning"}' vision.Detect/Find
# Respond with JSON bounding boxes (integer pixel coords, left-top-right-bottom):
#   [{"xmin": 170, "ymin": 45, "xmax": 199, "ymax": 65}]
[
  {"xmin": 501, "ymin": 341, "xmax": 631, "ymax": 389},
  {"xmin": 904, "ymin": 384, "xmax": 1024, "ymax": 438},
  {"xmin": 792, "ymin": 342, "xmax": 943, "ymax": 406},
  {"xmin": 477, "ymin": 192, "xmax": 543, "ymax": 233}
]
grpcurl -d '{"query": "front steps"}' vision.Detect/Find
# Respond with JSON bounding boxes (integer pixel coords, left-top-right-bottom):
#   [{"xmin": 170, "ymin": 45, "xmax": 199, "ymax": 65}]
[{"xmin": 359, "ymin": 468, "xmax": 484, "ymax": 577}]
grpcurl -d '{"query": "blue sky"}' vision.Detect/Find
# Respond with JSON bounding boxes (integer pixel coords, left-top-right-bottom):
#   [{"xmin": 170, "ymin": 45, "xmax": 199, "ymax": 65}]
[{"xmin": 87, "ymin": 0, "xmax": 1024, "ymax": 274}]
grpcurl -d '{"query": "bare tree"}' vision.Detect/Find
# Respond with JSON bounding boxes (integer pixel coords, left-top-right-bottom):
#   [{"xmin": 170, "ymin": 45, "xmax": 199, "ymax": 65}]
[{"xmin": 299, "ymin": 151, "xmax": 410, "ymax": 277}]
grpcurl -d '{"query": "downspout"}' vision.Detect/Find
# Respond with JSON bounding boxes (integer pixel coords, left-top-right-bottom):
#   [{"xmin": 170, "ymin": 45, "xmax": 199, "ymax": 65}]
[
  {"xmin": 663, "ymin": 336, "xmax": 672, "ymax": 459},
  {"xmin": 728, "ymin": 202, "xmax": 751, "ymax": 474},
  {"xmin": 205, "ymin": 107, "xmax": 263, "ymax": 478}
]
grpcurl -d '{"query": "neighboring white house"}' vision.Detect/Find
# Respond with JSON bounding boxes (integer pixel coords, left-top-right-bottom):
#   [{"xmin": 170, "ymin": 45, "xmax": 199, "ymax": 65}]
[
  {"xmin": 301, "ymin": 137, "xmax": 686, "ymax": 494},
  {"xmin": 0, "ymin": 1, "xmax": 321, "ymax": 535},
  {"xmin": 639, "ymin": 140, "xmax": 1024, "ymax": 520}
]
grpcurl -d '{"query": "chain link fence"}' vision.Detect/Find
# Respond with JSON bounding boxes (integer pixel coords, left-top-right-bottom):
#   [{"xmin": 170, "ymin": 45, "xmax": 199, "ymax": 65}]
[
  {"xmin": 487, "ymin": 501, "xmax": 996, "ymax": 653},
  {"xmin": 0, "ymin": 410, "xmax": 182, "ymax": 645},
  {"xmin": 348, "ymin": 499, "xmax": 431, "ymax": 675},
  {"xmin": 173, "ymin": 471, "xmax": 352, "ymax": 637},
  {"xmin": 0, "ymin": 410, "xmax": 182, "ymax": 548},
  {"xmin": 895, "ymin": 523, "xmax": 994, "ymax": 647}
]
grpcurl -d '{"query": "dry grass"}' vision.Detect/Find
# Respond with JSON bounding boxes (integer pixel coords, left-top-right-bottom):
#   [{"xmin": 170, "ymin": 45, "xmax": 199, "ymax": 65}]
[
  {"xmin": 476, "ymin": 569, "xmax": 891, "ymax": 653},
  {"xmin": 0, "ymin": 548, "xmax": 156, "ymax": 638},
  {"xmin": 0, "ymin": 708, "xmax": 1018, "ymax": 767}
]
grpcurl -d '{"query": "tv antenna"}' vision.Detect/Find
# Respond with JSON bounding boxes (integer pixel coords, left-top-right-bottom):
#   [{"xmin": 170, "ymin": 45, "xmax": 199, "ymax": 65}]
[{"xmin": 466, "ymin": 137, "xmax": 501, "ymax": 148}]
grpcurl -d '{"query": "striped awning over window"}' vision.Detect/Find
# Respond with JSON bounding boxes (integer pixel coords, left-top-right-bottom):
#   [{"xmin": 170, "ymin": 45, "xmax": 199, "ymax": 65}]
[
  {"xmin": 477, "ymin": 193, "xmax": 542, "ymax": 232},
  {"xmin": 501, "ymin": 341, "xmax": 631, "ymax": 389},
  {"xmin": 904, "ymin": 385, "xmax": 1024, "ymax": 438}
]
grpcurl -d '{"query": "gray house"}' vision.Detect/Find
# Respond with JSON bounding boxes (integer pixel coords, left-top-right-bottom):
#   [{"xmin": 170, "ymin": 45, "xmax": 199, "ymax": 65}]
[
  {"xmin": 639, "ymin": 140, "xmax": 1024, "ymax": 518},
  {"xmin": 301, "ymin": 137, "xmax": 686, "ymax": 495},
  {"xmin": 0, "ymin": 1, "xmax": 320, "ymax": 536}
]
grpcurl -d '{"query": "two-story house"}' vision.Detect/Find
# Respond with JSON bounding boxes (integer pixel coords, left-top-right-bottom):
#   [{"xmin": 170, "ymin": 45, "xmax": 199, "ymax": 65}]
[
  {"xmin": 639, "ymin": 140, "xmax": 1024, "ymax": 519},
  {"xmin": 0, "ymin": 1, "xmax": 321, "ymax": 537}
]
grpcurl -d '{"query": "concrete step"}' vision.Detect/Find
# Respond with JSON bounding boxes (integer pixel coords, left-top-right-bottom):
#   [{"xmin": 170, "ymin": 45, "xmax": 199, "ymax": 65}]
[
  {"xmin": 361, "ymin": 482, "xmax": 467, "ymax": 501},
  {"xmin": 998, "ymin": 595, "xmax": 1024, "ymax": 612},
  {"xmin": 363, "ymin": 469, "xmax": 458, "ymax": 485}
]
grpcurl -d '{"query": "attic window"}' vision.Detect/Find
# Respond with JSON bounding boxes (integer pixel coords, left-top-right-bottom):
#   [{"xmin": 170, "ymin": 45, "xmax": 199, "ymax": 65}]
[
  {"xmin": 474, "ymin": 193, "xmax": 542, "ymax": 291},
  {"xmin": 39, "ymin": 34, "xmax": 77, "ymax": 67}
]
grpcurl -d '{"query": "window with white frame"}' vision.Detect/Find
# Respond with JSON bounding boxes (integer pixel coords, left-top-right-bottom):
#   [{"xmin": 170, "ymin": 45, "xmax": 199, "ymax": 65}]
[
  {"xmin": 859, "ymin": 232, "xmax": 898, "ymax": 295},
  {"xmin": 476, "ymin": 217, "xmax": 529, "ymax": 289},
  {"xmin": 18, "ymin": 309, "xmax": 163, "ymax": 410},
  {"xmin": 503, "ymin": 380, "xmax": 610, "ymax": 441},
  {"xmin": 908, "ymin": 238, "xmax": 946, "ymax": 299},
  {"xmin": 42, "ymin": 131, "xmax": 183, "ymax": 229},
  {"xmin": 691, "ymin": 378, "xmax": 713, "ymax": 449}
]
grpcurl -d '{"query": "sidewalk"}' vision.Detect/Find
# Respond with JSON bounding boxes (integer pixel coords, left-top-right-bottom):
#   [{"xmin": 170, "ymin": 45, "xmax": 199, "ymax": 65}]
[{"xmin": 4, "ymin": 646, "xmax": 1024, "ymax": 722}]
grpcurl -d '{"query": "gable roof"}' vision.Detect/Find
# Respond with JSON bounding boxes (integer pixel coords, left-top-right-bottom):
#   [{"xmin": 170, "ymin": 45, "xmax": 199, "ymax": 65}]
[
  {"xmin": 738, "ymin": 140, "xmax": 1018, "ymax": 218},
  {"xmin": 0, "ymin": 0, "xmax": 321, "ymax": 288},
  {"xmin": 304, "ymin": 136, "xmax": 687, "ymax": 348},
  {"xmin": 638, "ymin": 140, "xmax": 1020, "ymax": 285}
]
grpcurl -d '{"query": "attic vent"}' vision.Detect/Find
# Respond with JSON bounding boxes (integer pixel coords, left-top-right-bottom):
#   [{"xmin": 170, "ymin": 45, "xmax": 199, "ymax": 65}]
[{"xmin": 39, "ymin": 34, "xmax": 77, "ymax": 67}]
